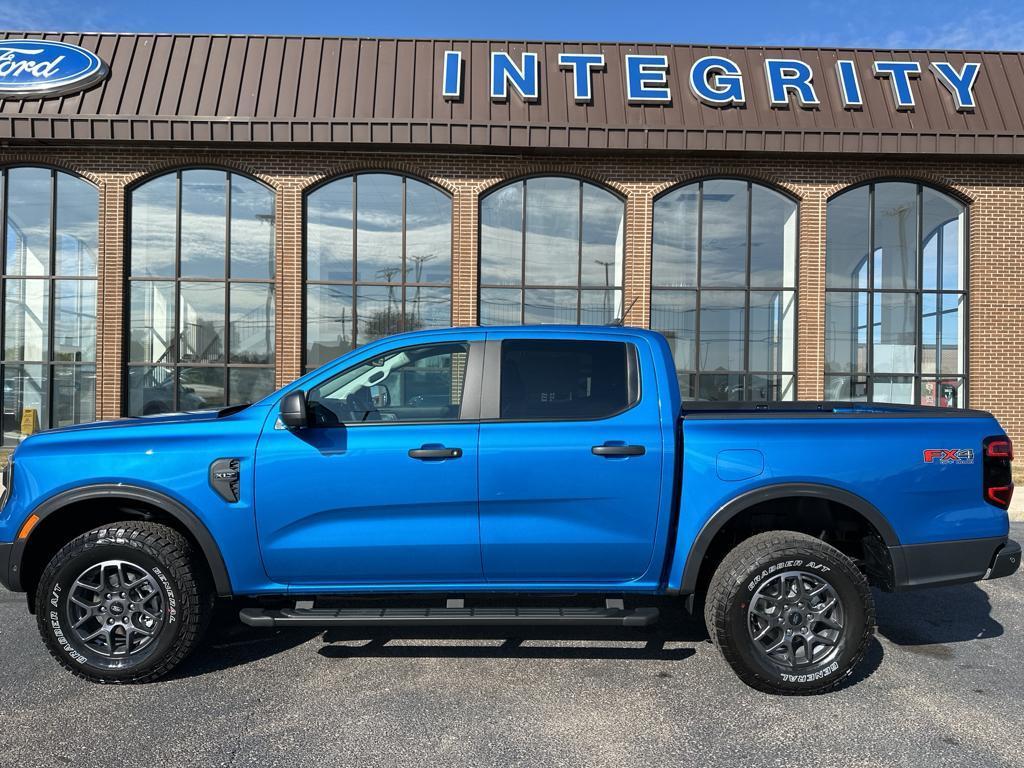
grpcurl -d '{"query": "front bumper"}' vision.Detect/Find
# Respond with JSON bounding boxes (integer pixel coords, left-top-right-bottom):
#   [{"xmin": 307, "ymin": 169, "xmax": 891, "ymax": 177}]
[{"xmin": 891, "ymin": 536, "xmax": 1021, "ymax": 590}]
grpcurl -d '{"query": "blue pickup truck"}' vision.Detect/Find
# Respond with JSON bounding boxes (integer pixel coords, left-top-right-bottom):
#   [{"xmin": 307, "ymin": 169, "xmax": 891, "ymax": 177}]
[{"xmin": 0, "ymin": 326, "xmax": 1018, "ymax": 694}]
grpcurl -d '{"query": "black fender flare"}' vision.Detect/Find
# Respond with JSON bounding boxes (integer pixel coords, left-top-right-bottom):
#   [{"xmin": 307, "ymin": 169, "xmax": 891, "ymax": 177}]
[
  {"xmin": 676, "ymin": 482, "xmax": 900, "ymax": 594},
  {"xmin": 9, "ymin": 484, "xmax": 232, "ymax": 596}
]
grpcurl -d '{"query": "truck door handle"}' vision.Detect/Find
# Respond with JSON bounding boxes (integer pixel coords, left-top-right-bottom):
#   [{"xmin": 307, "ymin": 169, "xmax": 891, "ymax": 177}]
[
  {"xmin": 408, "ymin": 446, "xmax": 463, "ymax": 460},
  {"xmin": 592, "ymin": 444, "xmax": 645, "ymax": 457}
]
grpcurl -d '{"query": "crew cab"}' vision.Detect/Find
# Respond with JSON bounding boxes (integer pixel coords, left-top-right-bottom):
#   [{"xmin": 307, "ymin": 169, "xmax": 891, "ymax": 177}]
[{"xmin": 0, "ymin": 326, "xmax": 1018, "ymax": 694}]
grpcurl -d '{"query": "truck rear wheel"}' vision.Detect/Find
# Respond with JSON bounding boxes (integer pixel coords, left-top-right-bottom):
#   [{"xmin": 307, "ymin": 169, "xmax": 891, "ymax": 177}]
[
  {"xmin": 704, "ymin": 530, "xmax": 874, "ymax": 695},
  {"xmin": 35, "ymin": 521, "xmax": 212, "ymax": 683}
]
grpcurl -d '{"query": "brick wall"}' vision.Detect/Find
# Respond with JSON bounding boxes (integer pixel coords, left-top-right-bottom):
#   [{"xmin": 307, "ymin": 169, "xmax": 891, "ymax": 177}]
[{"xmin": 1, "ymin": 144, "xmax": 1021, "ymax": 459}]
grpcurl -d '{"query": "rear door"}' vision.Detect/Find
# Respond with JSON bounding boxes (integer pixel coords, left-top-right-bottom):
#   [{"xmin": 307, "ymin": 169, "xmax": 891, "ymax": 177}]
[{"xmin": 477, "ymin": 334, "xmax": 664, "ymax": 583}]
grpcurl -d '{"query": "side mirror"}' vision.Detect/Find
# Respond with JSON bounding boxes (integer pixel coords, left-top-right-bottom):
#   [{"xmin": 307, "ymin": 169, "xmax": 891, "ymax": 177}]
[
  {"xmin": 279, "ymin": 390, "xmax": 309, "ymax": 429},
  {"xmin": 368, "ymin": 383, "xmax": 391, "ymax": 408}
]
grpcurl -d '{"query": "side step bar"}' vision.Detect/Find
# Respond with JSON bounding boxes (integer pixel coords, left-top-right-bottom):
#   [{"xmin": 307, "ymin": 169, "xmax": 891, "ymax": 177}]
[{"xmin": 239, "ymin": 605, "xmax": 660, "ymax": 628}]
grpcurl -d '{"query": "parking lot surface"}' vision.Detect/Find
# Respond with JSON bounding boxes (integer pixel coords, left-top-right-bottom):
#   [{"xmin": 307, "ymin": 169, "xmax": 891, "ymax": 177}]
[{"xmin": 1, "ymin": 524, "xmax": 1021, "ymax": 768}]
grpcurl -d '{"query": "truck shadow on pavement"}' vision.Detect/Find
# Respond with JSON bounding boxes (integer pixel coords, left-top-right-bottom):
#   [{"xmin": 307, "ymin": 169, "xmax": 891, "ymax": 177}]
[{"xmin": 874, "ymin": 583, "xmax": 1003, "ymax": 648}]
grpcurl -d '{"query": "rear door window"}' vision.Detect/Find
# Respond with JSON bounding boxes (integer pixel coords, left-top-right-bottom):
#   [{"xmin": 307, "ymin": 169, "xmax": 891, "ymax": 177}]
[{"xmin": 498, "ymin": 339, "xmax": 638, "ymax": 420}]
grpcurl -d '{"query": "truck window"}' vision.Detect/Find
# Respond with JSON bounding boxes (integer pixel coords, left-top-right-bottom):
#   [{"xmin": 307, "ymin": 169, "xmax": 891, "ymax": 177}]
[
  {"xmin": 307, "ymin": 342, "xmax": 469, "ymax": 425},
  {"xmin": 499, "ymin": 340, "xmax": 637, "ymax": 420}
]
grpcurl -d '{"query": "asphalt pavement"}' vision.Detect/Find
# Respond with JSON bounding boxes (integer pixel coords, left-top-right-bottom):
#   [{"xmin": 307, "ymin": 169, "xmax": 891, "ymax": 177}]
[{"xmin": 1, "ymin": 525, "xmax": 1022, "ymax": 768}]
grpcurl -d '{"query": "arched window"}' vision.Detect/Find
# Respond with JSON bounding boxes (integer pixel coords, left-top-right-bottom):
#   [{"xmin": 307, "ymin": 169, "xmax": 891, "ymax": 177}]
[
  {"xmin": 127, "ymin": 169, "xmax": 276, "ymax": 416},
  {"xmin": 304, "ymin": 173, "xmax": 452, "ymax": 371},
  {"xmin": 650, "ymin": 179, "xmax": 797, "ymax": 401},
  {"xmin": 825, "ymin": 182, "xmax": 967, "ymax": 406},
  {"xmin": 1, "ymin": 167, "xmax": 97, "ymax": 443},
  {"xmin": 479, "ymin": 177, "xmax": 624, "ymax": 325}
]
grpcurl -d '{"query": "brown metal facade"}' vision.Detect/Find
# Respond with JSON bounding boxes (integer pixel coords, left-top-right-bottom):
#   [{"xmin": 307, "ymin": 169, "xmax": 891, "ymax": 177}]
[{"xmin": 4, "ymin": 32, "xmax": 1024, "ymax": 154}]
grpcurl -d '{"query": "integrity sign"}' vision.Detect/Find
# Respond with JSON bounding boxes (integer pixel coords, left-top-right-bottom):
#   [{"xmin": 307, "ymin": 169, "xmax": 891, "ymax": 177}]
[{"xmin": 441, "ymin": 51, "xmax": 981, "ymax": 112}]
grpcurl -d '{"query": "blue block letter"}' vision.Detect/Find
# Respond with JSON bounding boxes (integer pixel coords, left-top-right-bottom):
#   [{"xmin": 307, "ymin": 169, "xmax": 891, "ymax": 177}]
[
  {"xmin": 873, "ymin": 61, "xmax": 922, "ymax": 109},
  {"xmin": 491, "ymin": 52, "xmax": 540, "ymax": 102},
  {"xmin": 442, "ymin": 50, "xmax": 463, "ymax": 100},
  {"xmin": 835, "ymin": 59, "xmax": 863, "ymax": 108},
  {"xmin": 931, "ymin": 61, "xmax": 980, "ymax": 111},
  {"xmin": 689, "ymin": 56, "xmax": 745, "ymax": 106},
  {"xmin": 764, "ymin": 59, "xmax": 819, "ymax": 107},
  {"xmin": 558, "ymin": 53, "xmax": 605, "ymax": 103},
  {"xmin": 625, "ymin": 55, "xmax": 671, "ymax": 103}
]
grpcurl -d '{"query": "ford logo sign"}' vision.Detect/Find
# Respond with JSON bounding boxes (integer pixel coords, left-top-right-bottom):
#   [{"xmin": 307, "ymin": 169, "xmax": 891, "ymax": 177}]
[{"xmin": 0, "ymin": 39, "xmax": 108, "ymax": 98}]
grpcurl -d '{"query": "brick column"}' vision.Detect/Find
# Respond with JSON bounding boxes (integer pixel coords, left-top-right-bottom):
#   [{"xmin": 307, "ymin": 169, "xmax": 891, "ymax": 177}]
[
  {"xmin": 450, "ymin": 182, "xmax": 479, "ymax": 326},
  {"xmin": 796, "ymin": 187, "xmax": 826, "ymax": 401},
  {"xmin": 96, "ymin": 178, "xmax": 125, "ymax": 420},
  {"xmin": 276, "ymin": 182, "xmax": 304, "ymax": 387},
  {"xmin": 623, "ymin": 188, "xmax": 653, "ymax": 328}
]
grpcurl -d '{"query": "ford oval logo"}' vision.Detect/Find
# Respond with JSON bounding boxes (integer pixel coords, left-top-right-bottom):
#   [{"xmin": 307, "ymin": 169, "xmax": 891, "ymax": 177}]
[{"xmin": 0, "ymin": 39, "xmax": 108, "ymax": 98}]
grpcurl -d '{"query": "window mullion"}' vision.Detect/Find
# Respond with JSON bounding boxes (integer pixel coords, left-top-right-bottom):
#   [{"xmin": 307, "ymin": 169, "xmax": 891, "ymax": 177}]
[
  {"xmin": 47, "ymin": 169, "xmax": 57, "ymax": 429},
  {"xmin": 173, "ymin": 171, "xmax": 182, "ymax": 412}
]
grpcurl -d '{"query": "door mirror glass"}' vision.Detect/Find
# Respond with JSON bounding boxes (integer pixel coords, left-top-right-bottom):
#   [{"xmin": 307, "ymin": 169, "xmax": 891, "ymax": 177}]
[
  {"xmin": 279, "ymin": 390, "xmax": 309, "ymax": 429},
  {"xmin": 368, "ymin": 383, "xmax": 391, "ymax": 408}
]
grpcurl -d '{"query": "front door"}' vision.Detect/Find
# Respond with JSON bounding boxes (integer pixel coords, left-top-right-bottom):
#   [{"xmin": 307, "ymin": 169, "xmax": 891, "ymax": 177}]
[
  {"xmin": 254, "ymin": 339, "xmax": 483, "ymax": 586},
  {"xmin": 478, "ymin": 336, "xmax": 664, "ymax": 583}
]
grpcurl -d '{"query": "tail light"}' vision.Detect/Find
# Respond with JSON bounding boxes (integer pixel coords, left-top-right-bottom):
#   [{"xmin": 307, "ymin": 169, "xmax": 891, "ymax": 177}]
[{"xmin": 983, "ymin": 436, "xmax": 1014, "ymax": 509}]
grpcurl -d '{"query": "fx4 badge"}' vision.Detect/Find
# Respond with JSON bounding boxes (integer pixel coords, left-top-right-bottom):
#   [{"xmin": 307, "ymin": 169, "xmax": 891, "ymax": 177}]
[{"xmin": 923, "ymin": 448, "xmax": 976, "ymax": 465}]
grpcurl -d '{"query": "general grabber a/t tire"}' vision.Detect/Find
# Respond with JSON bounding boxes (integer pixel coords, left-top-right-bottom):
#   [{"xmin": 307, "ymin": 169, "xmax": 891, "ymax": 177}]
[
  {"xmin": 35, "ymin": 521, "xmax": 213, "ymax": 683},
  {"xmin": 704, "ymin": 530, "xmax": 874, "ymax": 695}
]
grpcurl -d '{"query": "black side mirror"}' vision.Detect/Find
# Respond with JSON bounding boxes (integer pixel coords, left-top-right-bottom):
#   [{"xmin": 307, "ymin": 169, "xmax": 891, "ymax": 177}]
[{"xmin": 279, "ymin": 390, "xmax": 309, "ymax": 429}]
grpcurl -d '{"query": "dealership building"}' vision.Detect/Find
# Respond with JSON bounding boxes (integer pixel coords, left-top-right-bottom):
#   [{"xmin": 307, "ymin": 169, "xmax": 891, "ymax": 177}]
[{"xmin": 0, "ymin": 31, "xmax": 1021, "ymax": 454}]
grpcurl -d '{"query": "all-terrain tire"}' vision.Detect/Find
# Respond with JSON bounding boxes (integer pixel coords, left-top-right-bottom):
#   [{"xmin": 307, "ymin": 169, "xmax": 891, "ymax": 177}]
[
  {"xmin": 35, "ymin": 520, "xmax": 213, "ymax": 683},
  {"xmin": 704, "ymin": 530, "xmax": 874, "ymax": 695}
]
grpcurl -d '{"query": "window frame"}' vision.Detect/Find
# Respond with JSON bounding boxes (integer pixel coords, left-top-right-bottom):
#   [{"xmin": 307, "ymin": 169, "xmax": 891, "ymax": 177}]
[
  {"xmin": 301, "ymin": 171, "xmax": 454, "ymax": 372},
  {"xmin": 0, "ymin": 164, "xmax": 99, "ymax": 441},
  {"xmin": 123, "ymin": 167, "xmax": 277, "ymax": 415},
  {"xmin": 477, "ymin": 175, "xmax": 627, "ymax": 326},
  {"xmin": 649, "ymin": 177, "xmax": 800, "ymax": 402},
  {"xmin": 824, "ymin": 179, "xmax": 969, "ymax": 407}
]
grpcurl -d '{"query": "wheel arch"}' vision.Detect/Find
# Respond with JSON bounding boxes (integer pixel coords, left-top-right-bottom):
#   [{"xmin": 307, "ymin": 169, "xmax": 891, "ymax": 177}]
[
  {"xmin": 13, "ymin": 484, "xmax": 232, "ymax": 601},
  {"xmin": 677, "ymin": 483, "xmax": 900, "ymax": 595}
]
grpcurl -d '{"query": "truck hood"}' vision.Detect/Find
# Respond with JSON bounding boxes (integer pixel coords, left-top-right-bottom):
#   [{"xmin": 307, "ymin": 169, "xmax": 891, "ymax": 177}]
[{"xmin": 31, "ymin": 409, "xmax": 227, "ymax": 436}]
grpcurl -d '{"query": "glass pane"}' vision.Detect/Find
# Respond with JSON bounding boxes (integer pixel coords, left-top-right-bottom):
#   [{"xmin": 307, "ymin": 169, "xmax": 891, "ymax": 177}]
[
  {"xmin": 2, "ymin": 364, "xmax": 47, "ymax": 443},
  {"xmin": 676, "ymin": 372, "xmax": 696, "ymax": 399},
  {"xmin": 873, "ymin": 292, "xmax": 917, "ymax": 373},
  {"xmin": 54, "ymin": 280, "xmax": 96, "ymax": 362},
  {"xmin": 130, "ymin": 281, "xmax": 175, "ymax": 363},
  {"xmin": 498, "ymin": 339, "xmax": 632, "ymax": 420},
  {"xmin": 306, "ymin": 177, "xmax": 353, "ymax": 282},
  {"xmin": 921, "ymin": 293, "xmax": 938, "ymax": 375},
  {"xmin": 749, "ymin": 290, "xmax": 795, "ymax": 373},
  {"xmin": 6, "ymin": 167, "xmax": 52, "ymax": 276},
  {"xmin": 525, "ymin": 177, "xmax": 579, "ymax": 286},
  {"xmin": 825, "ymin": 291, "xmax": 867, "ymax": 373},
  {"xmin": 940, "ymin": 292, "xmax": 964, "ymax": 376},
  {"xmin": 179, "ymin": 367, "xmax": 226, "ymax": 411},
  {"xmin": 305, "ymin": 284, "xmax": 353, "ymax": 368},
  {"xmin": 750, "ymin": 185, "xmax": 797, "ymax": 288},
  {"xmin": 405, "ymin": 180, "xmax": 451, "ymax": 283},
  {"xmin": 700, "ymin": 180, "xmax": 747, "ymax": 287},
  {"xmin": 179, "ymin": 281, "xmax": 226, "ymax": 364},
  {"xmin": 4, "ymin": 279, "xmax": 49, "ymax": 362},
  {"xmin": 921, "ymin": 187, "xmax": 963, "ymax": 293},
  {"xmin": 826, "ymin": 186, "xmax": 869, "ymax": 290},
  {"xmin": 652, "ymin": 185, "xmax": 698, "ymax": 288},
  {"xmin": 405, "ymin": 286, "xmax": 451, "ymax": 331},
  {"xmin": 580, "ymin": 289, "xmax": 621, "ymax": 325},
  {"xmin": 931, "ymin": 377, "xmax": 964, "ymax": 408},
  {"xmin": 230, "ymin": 283, "xmax": 274, "ymax": 364},
  {"xmin": 523, "ymin": 289, "xmax": 579, "ymax": 324},
  {"xmin": 180, "ymin": 170, "xmax": 227, "ymax": 278},
  {"xmin": 650, "ymin": 290, "xmax": 696, "ymax": 371},
  {"xmin": 872, "ymin": 375, "xmax": 914, "ymax": 404},
  {"xmin": 699, "ymin": 290, "xmax": 745, "ymax": 371},
  {"xmin": 480, "ymin": 287, "xmax": 521, "ymax": 326},
  {"xmin": 873, "ymin": 182, "xmax": 918, "ymax": 291},
  {"xmin": 230, "ymin": 175, "xmax": 274, "ymax": 279},
  {"xmin": 52, "ymin": 364, "xmax": 95, "ymax": 427},
  {"xmin": 480, "ymin": 182, "xmax": 523, "ymax": 286},
  {"xmin": 580, "ymin": 184, "xmax": 623, "ymax": 288},
  {"xmin": 56, "ymin": 173, "xmax": 98, "ymax": 276},
  {"xmin": 698, "ymin": 373, "xmax": 745, "ymax": 402},
  {"xmin": 127, "ymin": 365, "xmax": 175, "ymax": 416},
  {"xmin": 750, "ymin": 373, "xmax": 795, "ymax": 401},
  {"xmin": 229, "ymin": 367, "xmax": 275, "ymax": 405},
  {"xmin": 356, "ymin": 174, "xmax": 403, "ymax": 283},
  {"xmin": 130, "ymin": 173, "xmax": 177, "ymax": 277},
  {"xmin": 825, "ymin": 375, "xmax": 868, "ymax": 401},
  {"xmin": 356, "ymin": 284, "xmax": 401, "ymax": 344}
]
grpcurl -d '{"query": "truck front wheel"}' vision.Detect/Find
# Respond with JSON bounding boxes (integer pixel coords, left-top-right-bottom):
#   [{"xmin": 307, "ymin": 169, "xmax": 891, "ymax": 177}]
[
  {"xmin": 35, "ymin": 521, "xmax": 212, "ymax": 683},
  {"xmin": 704, "ymin": 530, "xmax": 874, "ymax": 695}
]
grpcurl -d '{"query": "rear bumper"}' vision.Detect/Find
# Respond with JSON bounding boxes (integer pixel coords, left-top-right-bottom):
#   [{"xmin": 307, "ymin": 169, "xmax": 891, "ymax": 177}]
[
  {"xmin": 891, "ymin": 536, "xmax": 1020, "ymax": 590},
  {"xmin": 0, "ymin": 542, "xmax": 12, "ymax": 591}
]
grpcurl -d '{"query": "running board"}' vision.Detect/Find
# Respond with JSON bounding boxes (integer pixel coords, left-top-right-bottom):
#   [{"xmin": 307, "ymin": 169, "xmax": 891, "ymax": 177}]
[{"xmin": 239, "ymin": 605, "xmax": 660, "ymax": 628}]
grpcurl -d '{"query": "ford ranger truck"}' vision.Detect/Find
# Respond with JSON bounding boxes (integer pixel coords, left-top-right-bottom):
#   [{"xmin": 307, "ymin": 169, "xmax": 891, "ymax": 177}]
[{"xmin": 0, "ymin": 326, "xmax": 1018, "ymax": 694}]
